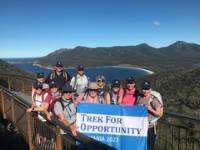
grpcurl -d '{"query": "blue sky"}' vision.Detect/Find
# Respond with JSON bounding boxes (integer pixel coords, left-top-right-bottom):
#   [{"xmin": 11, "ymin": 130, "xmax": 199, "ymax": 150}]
[{"xmin": 0, "ymin": 0, "xmax": 199, "ymax": 58}]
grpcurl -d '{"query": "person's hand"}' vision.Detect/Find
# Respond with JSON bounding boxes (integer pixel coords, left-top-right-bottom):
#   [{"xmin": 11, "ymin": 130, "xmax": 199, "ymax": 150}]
[
  {"xmin": 70, "ymin": 124, "xmax": 77, "ymax": 136},
  {"xmin": 47, "ymin": 113, "xmax": 52, "ymax": 120},
  {"xmin": 146, "ymin": 105, "xmax": 153, "ymax": 112},
  {"xmin": 27, "ymin": 108, "xmax": 33, "ymax": 112}
]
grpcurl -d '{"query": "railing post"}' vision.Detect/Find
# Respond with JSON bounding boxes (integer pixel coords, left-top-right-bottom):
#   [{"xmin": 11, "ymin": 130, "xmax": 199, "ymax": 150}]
[
  {"xmin": 11, "ymin": 96, "xmax": 16, "ymax": 123},
  {"xmin": 55, "ymin": 126, "xmax": 62, "ymax": 150},
  {"xmin": 22, "ymin": 81, "xmax": 25, "ymax": 93},
  {"xmin": 1, "ymin": 90, "xmax": 6, "ymax": 119},
  {"xmin": 27, "ymin": 112, "xmax": 33, "ymax": 150},
  {"xmin": 7, "ymin": 77, "xmax": 11, "ymax": 91}
]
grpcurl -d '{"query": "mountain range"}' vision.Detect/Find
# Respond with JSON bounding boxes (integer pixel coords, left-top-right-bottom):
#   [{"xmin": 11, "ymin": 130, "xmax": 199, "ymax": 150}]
[{"xmin": 34, "ymin": 41, "xmax": 200, "ymax": 71}]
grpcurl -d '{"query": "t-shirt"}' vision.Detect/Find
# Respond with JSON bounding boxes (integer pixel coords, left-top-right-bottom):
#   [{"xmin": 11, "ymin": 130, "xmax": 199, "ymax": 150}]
[
  {"xmin": 54, "ymin": 99, "xmax": 76, "ymax": 124},
  {"xmin": 70, "ymin": 74, "xmax": 89, "ymax": 95},
  {"xmin": 44, "ymin": 91, "xmax": 61, "ymax": 112},
  {"xmin": 137, "ymin": 95, "xmax": 161, "ymax": 127},
  {"xmin": 109, "ymin": 88, "xmax": 124, "ymax": 105},
  {"xmin": 46, "ymin": 70, "xmax": 71, "ymax": 89},
  {"xmin": 32, "ymin": 92, "xmax": 50, "ymax": 106},
  {"xmin": 122, "ymin": 89, "xmax": 137, "ymax": 106}
]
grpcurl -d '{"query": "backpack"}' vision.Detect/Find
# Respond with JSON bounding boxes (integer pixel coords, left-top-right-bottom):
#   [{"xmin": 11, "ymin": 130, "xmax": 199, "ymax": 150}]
[
  {"xmin": 109, "ymin": 90, "xmax": 120, "ymax": 105},
  {"xmin": 148, "ymin": 90, "xmax": 164, "ymax": 125},
  {"xmin": 52, "ymin": 98, "xmax": 74, "ymax": 119},
  {"xmin": 72, "ymin": 75, "xmax": 90, "ymax": 92},
  {"xmin": 50, "ymin": 70, "xmax": 68, "ymax": 80}
]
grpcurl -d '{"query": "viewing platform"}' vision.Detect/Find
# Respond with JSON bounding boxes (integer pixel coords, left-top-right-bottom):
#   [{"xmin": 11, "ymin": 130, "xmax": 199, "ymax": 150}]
[{"xmin": 0, "ymin": 73, "xmax": 199, "ymax": 150}]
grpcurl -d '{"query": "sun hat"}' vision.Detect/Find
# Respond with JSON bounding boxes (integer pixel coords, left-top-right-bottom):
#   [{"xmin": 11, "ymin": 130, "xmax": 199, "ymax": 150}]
[{"xmin": 87, "ymin": 82, "xmax": 99, "ymax": 90}]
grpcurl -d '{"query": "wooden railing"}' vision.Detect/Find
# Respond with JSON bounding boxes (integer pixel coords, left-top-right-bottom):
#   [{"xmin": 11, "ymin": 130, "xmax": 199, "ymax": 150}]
[{"xmin": 0, "ymin": 73, "xmax": 200, "ymax": 150}]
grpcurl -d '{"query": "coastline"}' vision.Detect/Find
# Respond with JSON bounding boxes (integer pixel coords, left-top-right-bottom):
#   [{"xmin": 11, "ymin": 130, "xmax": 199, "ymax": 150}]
[
  {"xmin": 112, "ymin": 66, "xmax": 154, "ymax": 75},
  {"xmin": 33, "ymin": 63, "xmax": 154, "ymax": 74}
]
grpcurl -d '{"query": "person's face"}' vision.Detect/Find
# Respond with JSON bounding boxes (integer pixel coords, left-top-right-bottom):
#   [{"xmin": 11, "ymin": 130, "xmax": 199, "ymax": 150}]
[
  {"xmin": 127, "ymin": 82, "xmax": 135, "ymax": 90},
  {"xmin": 88, "ymin": 89, "xmax": 98, "ymax": 98},
  {"xmin": 36, "ymin": 88, "xmax": 43, "ymax": 95},
  {"xmin": 62, "ymin": 91, "xmax": 72, "ymax": 99},
  {"xmin": 56, "ymin": 66, "xmax": 63, "ymax": 72},
  {"xmin": 51, "ymin": 87, "xmax": 58, "ymax": 93},
  {"xmin": 113, "ymin": 86, "xmax": 120, "ymax": 93},
  {"xmin": 97, "ymin": 79, "xmax": 105, "ymax": 87},
  {"xmin": 78, "ymin": 70, "xmax": 84, "ymax": 76},
  {"xmin": 142, "ymin": 88, "xmax": 151, "ymax": 97},
  {"xmin": 37, "ymin": 77, "xmax": 45, "ymax": 83}
]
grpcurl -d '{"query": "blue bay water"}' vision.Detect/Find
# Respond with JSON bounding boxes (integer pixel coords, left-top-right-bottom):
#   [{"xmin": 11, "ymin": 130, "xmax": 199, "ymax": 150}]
[{"xmin": 15, "ymin": 64, "xmax": 151, "ymax": 83}]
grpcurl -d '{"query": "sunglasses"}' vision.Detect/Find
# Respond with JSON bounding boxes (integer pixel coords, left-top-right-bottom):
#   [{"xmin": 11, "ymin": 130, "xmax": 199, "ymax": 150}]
[
  {"xmin": 142, "ymin": 88, "xmax": 150, "ymax": 91},
  {"xmin": 63, "ymin": 91, "xmax": 73, "ymax": 94},
  {"xmin": 97, "ymin": 80, "xmax": 104, "ymax": 82},
  {"xmin": 89, "ymin": 89, "xmax": 98, "ymax": 92}
]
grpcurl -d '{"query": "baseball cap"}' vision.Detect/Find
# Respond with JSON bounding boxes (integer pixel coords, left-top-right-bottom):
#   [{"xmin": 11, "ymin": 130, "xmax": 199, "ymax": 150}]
[
  {"xmin": 36, "ymin": 72, "xmax": 44, "ymax": 78},
  {"xmin": 125, "ymin": 76, "xmax": 135, "ymax": 84},
  {"xmin": 56, "ymin": 61, "xmax": 63, "ymax": 67},
  {"xmin": 112, "ymin": 79, "xmax": 120, "ymax": 88},
  {"xmin": 77, "ymin": 64, "xmax": 84, "ymax": 71},
  {"xmin": 141, "ymin": 81, "xmax": 151, "ymax": 90},
  {"xmin": 49, "ymin": 80, "xmax": 59, "ymax": 88},
  {"xmin": 34, "ymin": 82, "xmax": 43, "ymax": 89}
]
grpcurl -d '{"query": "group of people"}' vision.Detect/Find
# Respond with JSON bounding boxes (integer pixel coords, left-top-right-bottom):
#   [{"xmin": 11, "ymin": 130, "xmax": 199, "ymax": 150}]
[{"xmin": 27, "ymin": 61, "xmax": 163, "ymax": 150}]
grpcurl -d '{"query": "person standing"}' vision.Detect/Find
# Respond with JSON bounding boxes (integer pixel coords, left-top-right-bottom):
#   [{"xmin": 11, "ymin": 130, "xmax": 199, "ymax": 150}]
[
  {"xmin": 122, "ymin": 76, "xmax": 140, "ymax": 106},
  {"xmin": 70, "ymin": 65, "xmax": 89, "ymax": 96},
  {"xmin": 104, "ymin": 79, "xmax": 124, "ymax": 105},
  {"xmin": 46, "ymin": 61, "xmax": 71, "ymax": 89},
  {"xmin": 76, "ymin": 82, "xmax": 100, "ymax": 104},
  {"xmin": 137, "ymin": 81, "xmax": 162, "ymax": 150},
  {"xmin": 53, "ymin": 84, "xmax": 77, "ymax": 136},
  {"xmin": 32, "ymin": 72, "xmax": 49, "ymax": 96},
  {"xmin": 96, "ymin": 75, "xmax": 109, "ymax": 104}
]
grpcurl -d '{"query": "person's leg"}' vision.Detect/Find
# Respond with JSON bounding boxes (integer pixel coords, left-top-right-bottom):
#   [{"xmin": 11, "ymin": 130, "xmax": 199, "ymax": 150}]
[{"xmin": 148, "ymin": 127, "xmax": 156, "ymax": 150}]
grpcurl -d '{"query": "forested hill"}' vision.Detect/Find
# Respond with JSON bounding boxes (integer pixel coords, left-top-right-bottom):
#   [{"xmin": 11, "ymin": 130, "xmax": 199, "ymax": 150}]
[
  {"xmin": 35, "ymin": 41, "xmax": 200, "ymax": 71},
  {"xmin": 0, "ymin": 59, "xmax": 33, "ymax": 76},
  {"xmin": 137, "ymin": 68, "xmax": 200, "ymax": 117}
]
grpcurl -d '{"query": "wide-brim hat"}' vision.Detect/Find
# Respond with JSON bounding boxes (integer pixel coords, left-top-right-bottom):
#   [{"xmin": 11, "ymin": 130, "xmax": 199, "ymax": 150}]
[
  {"xmin": 87, "ymin": 82, "xmax": 99, "ymax": 90},
  {"xmin": 62, "ymin": 84, "xmax": 75, "ymax": 93}
]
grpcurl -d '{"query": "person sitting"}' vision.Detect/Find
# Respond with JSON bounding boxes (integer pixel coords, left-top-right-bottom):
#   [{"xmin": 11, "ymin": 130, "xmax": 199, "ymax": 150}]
[
  {"xmin": 76, "ymin": 82, "xmax": 100, "ymax": 104},
  {"xmin": 46, "ymin": 61, "xmax": 71, "ymax": 90},
  {"xmin": 96, "ymin": 75, "xmax": 109, "ymax": 104},
  {"xmin": 121, "ymin": 76, "xmax": 140, "ymax": 106},
  {"xmin": 53, "ymin": 84, "xmax": 77, "ymax": 136},
  {"xmin": 104, "ymin": 79, "xmax": 124, "ymax": 105},
  {"xmin": 70, "ymin": 65, "xmax": 89, "ymax": 96},
  {"xmin": 137, "ymin": 81, "xmax": 162, "ymax": 150}
]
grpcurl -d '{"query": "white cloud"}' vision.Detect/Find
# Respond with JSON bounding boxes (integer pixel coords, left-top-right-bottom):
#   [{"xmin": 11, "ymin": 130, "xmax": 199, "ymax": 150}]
[{"xmin": 153, "ymin": 21, "xmax": 161, "ymax": 27}]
